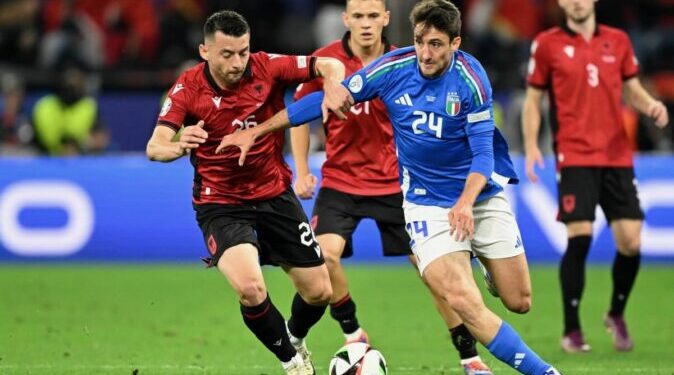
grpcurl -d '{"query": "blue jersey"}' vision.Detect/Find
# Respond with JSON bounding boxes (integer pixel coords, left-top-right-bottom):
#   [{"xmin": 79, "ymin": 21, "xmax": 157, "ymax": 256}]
[{"xmin": 341, "ymin": 46, "xmax": 518, "ymax": 208}]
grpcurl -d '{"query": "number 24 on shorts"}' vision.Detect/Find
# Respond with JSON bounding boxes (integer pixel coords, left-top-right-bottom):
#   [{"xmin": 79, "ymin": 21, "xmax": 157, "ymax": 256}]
[{"xmin": 406, "ymin": 220, "xmax": 428, "ymax": 247}]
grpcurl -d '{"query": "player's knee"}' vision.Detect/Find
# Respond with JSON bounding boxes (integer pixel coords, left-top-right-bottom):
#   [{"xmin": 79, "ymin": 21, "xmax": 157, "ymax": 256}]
[
  {"xmin": 237, "ymin": 281, "xmax": 267, "ymax": 306},
  {"xmin": 504, "ymin": 293, "xmax": 531, "ymax": 314},
  {"xmin": 323, "ymin": 250, "xmax": 341, "ymax": 269},
  {"xmin": 302, "ymin": 284, "xmax": 332, "ymax": 305},
  {"xmin": 618, "ymin": 237, "xmax": 641, "ymax": 256}
]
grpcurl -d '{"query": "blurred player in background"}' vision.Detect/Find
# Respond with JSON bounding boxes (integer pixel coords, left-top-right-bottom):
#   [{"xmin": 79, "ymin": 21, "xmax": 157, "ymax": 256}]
[
  {"xmin": 145, "ymin": 10, "xmax": 351, "ymax": 375},
  {"xmin": 290, "ymin": 0, "xmax": 491, "ymax": 373},
  {"xmin": 216, "ymin": 1, "xmax": 563, "ymax": 374},
  {"xmin": 522, "ymin": 0, "xmax": 669, "ymax": 354}
]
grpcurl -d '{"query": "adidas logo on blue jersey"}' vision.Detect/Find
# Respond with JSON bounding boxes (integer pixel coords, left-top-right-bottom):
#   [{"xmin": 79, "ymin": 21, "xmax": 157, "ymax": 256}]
[
  {"xmin": 395, "ymin": 93, "xmax": 413, "ymax": 106},
  {"xmin": 513, "ymin": 352, "xmax": 526, "ymax": 368}
]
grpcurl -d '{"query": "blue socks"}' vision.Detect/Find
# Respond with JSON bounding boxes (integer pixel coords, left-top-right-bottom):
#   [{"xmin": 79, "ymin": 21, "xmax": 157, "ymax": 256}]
[{"xmin": 486, "ymin": 321, "xmax": 553, "ymax": 375}]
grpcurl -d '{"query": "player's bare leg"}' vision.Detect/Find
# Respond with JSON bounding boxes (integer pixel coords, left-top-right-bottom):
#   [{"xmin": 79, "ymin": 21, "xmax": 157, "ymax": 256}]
[
  {"xmin": 479, "ymin": 254, "xmax": 532, "ymax": 314},
  {"xmin": 411, "ymin": 254, "xmax": 465, "ymax": 327},
  {"xmin": 217, "ymin": 244, "xmax": 304, "ymax": 372},
  {"xmin": 318, "ymin": 234, "xmax": 349, "ymax": 302},
  {"xmin": 283, "ymin": 263, "xmax": 332, "ymax": 374},
  {"xmin": 409, "ymin": 255, "xmax": 492, "ymax": 374},
  {"xmin": 423, "ymin": 252, "xmax": 502, "ymax": 342},
  {"xmin": 422, "ymin": 251, "xmax": 559, "ymax": 374},
  {"xmin": 218, "ymin": 244, "xmax": 267, "ymax": 305},
  {"xmin": 611, "ymin": 219, "xmax": 641, "ymax": 257},
  {"xmin": 316, "ymin": 233, "xmax": 370, "ymax": 343},
  {"xmin": 559, "ymin": 221, "xmax": 593, "ymax": 353},
  {"xmin": 285, "ymin": 263, "xmax": 333, "ymax": 305},
  {"xmin": 605, "ymin": 219, "xmax": 642, "ymax": 352}
]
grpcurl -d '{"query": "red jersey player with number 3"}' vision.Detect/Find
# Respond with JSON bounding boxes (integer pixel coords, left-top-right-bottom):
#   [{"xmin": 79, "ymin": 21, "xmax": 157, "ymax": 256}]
[
  {"xmin": 522, "ymin": 0, "xmax": 668, "ymax": 355},
  {"xmin": 146, "ymin": 10, "xmax": 351, "ymax": 375}
]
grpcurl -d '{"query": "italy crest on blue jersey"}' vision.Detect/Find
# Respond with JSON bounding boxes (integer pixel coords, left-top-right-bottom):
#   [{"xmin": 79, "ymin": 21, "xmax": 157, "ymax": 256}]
[{"xmin": 446, "ymin": 92, "xmax": 461, "ymax": 116}]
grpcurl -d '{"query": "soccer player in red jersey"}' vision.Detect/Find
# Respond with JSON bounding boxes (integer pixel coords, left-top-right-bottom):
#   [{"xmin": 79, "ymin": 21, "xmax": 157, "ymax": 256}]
[
  {"xmin": 290, "ymin": 1, "xmax": 491, "ymax": 373},
  {"xmin": 145, "ymin": 10, "xmax": 351, "ymax": 375},
  {"xmin": 522, "ymin": 0, "xmax": 669, "ymax": 354}
]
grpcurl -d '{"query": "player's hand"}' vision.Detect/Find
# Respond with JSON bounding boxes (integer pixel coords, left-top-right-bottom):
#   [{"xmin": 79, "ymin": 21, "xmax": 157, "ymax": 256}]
[
  {"xmin": 321, "ymin": 78, "xmax": 354, "ymax": 123},
  {"xmin": 179, "ymin": 120, "xmax": 207, "ymax": 152},
  {"xmin": 648, "ymin": 100, "xmax": 669, "ymax": 128},
  {"xmin": 215, "ymin": 128, "xmax": 257, "ymax": 166},
  {"xmin": 448, "ymin": 199, "xmax": 474, "ymax": 242},
  {"xmin": 293, "ymin": 173, "xmax": 318, "ymax": 199},
  {"xmin": 525, "ymin": 146, "xmax": 544, "ymax": 183}
]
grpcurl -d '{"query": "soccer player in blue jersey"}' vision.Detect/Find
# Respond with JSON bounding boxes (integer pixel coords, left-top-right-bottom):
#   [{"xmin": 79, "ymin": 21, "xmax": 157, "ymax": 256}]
[{"xmin": 216, "ymin": 1, "xmax": 562, "ymax": 374}]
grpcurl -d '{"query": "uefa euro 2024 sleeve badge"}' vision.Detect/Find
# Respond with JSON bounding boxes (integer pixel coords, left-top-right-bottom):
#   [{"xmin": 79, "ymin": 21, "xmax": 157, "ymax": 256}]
[{"xmin": 446, "ymin": 92, "xmax": 460, "ymax": 116}]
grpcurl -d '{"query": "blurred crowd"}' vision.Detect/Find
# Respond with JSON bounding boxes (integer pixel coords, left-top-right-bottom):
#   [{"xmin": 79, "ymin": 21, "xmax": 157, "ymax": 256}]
[{"xmin": 0, "ymin": 0, "xmax": 672, "ymax": 155}]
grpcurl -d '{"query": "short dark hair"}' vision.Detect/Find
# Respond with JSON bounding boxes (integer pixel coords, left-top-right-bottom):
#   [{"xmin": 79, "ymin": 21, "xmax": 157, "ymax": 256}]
[
  {"xmin": 203, "ymin": 10, "xmax": 250, "ymax": 39},
  {"xmin": 346, "ymin": 0, "xmax": 387, "ymax": 8},
  {"xmin": 409, "ymin": 0, "xmax": 461, "ymax": 40}
]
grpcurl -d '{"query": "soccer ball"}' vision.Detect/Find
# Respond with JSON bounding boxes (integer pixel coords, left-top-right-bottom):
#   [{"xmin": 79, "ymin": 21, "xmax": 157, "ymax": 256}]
[{"xmin": 328, "ymin": 342, "xmax": 388, "ymax": 375}]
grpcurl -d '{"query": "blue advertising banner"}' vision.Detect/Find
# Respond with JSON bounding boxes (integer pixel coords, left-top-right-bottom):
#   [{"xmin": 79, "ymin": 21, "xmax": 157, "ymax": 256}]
[{"xmin": 0, "ymin": 155, "xmax": 672, "ymax": 263}]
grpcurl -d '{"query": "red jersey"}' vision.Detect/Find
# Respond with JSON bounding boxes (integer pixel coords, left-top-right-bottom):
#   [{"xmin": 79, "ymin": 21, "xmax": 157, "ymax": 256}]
[
  {"xmin": 157, "ymin": 53, "xmax": 317, "ymax": 204},
  {"xmin": 295, "ymin": 32, "xmax": 400, "ymax": 196},
  {"xmin": 527, "ymin": 24, "xmax": 639, "ymax": 168}
]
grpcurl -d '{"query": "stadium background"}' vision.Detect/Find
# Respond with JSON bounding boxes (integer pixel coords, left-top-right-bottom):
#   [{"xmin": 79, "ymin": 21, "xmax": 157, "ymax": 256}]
[{"xmin": 1, "ymin": 0, "xmax": 673, "ymax": 374}]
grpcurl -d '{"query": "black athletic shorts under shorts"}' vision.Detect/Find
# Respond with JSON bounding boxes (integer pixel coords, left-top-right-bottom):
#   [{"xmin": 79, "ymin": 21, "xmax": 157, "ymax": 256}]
[
  {"xmin": 311, "ymin": 187, "xmax": 412, "ymax": 258},
  {"xmin": 557, "ymin": 167, "xmax": 644, "ymax": 223},
  {"xmin": 195, "ymin": 188, "xmax": 324, "ymax": 268}
]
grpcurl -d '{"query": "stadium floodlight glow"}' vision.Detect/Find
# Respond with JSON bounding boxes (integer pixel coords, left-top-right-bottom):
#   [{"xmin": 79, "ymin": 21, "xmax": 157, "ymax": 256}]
[{"xmin": 0, "ymin": 181, "xmax": 94, "ymax": 256}]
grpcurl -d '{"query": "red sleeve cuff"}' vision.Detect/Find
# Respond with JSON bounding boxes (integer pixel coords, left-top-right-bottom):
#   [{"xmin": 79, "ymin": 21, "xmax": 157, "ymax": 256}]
[
  {"xmin": 622, "ymin": 71, "xmax": 639, "ymax": 81},
  {"xmin": 157, "ymin": 120, "xmax": 181, "ymax": 131},
  {"xmin": 309, "ymin": 56, "xmax": 318, "ymax": 80},
  {"xmin": 527, "ymin": 81, "xmax": 548, "ymax": 90}
]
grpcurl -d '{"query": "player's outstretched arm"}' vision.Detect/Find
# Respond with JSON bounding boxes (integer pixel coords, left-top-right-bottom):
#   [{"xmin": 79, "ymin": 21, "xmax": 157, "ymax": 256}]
[
  {"xmin": 623, "ymin": 77, "xmax": 669, "ymax": 128},
  {"xmin": 521, "ymin": 86, "xmax": 545, "ymax": 183},
  {"xmin": 290, "ymin": 125, "xmax": 317, "ymax": 199},
  {"xmin": 215, "ymin": 109, "xmax": 292, "ymax": 166},
  {"xmin": 315, "ymin": 57, "xmax": 353, "ymax": 121},
  {"xmin": 216, "ymin": 91, "xmax": 325, "ymax": 165},
  {"xmin": 146, "ymin": 120, "xmax": 207, "ymax": 162}
]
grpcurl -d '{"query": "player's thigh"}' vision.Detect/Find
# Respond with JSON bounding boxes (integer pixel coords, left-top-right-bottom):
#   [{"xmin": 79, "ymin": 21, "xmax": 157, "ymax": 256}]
[
  {"xmin": 610, "ymin": 219, "xmax": 642, "ymax": 255},
  {"xmin": 471, "ymin": 193, "xmax": 525, "ymax": 260},
  {"xmin": 403, "ymin": 200, "xmax": 471, "ymax": 276},
  {"xmin": 312, "ymin": 187, "xmax": 360, "ymax": 258},
  {"xmin": 217, "ymin": 243, "xmax": 267, "ymax": 304},
  {"xmin": 365, "ymin": 192, "xmax": 412, "ymax": 257},
  {"xmin": 558, "ymin": 167, "xmax": 601, "ymax": 223},
  {"xmin": 600, "ymin": 167, "xmax": 644, "ymax": 221},
  {"xmin": 316, "ymin": 233, "xmax": 347, "ymax": 262},
  {"xmin": 256, "ymin": 189, "xmax": 325, "ymax": 268}
]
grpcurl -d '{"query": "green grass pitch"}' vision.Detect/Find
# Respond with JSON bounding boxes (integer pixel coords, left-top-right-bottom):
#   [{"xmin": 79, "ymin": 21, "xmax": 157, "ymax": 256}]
[{"xmin": 1, "ymin": 264, "xmax": 672, "ymax": 374}]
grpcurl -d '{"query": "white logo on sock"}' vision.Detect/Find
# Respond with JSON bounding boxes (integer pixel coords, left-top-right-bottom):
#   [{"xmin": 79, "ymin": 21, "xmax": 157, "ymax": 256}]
[
  {"xmin": 273, "ymin": 339, "xmax": 283, "ymax": 346},
  {"xmin": 514, "ymin": 352, "xmax": 526, "ymax": 368}
]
